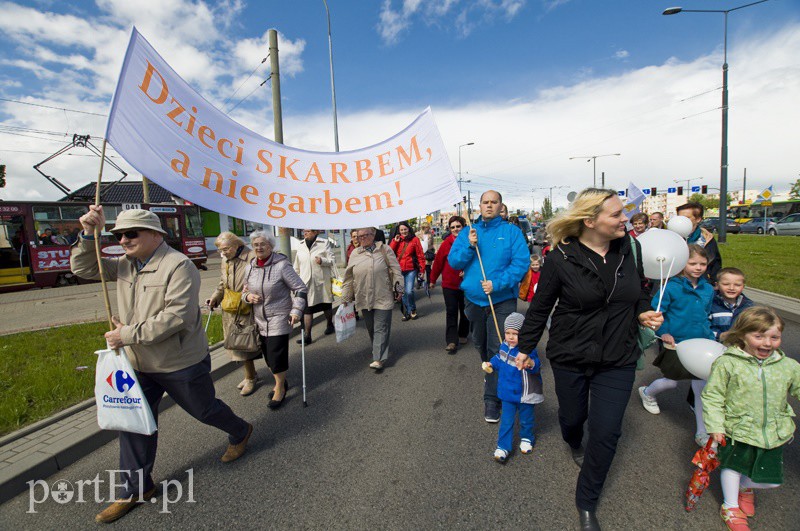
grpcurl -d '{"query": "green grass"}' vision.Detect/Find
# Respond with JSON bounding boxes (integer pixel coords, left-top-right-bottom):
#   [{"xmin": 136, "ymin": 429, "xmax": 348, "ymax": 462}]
[
  {"xmin": 719, "ymin": 234, "xmax": 800, "ymax": 299},
  {"xmin": 0, "ymin": 315, "xmax": 223, "ymax": 436}
]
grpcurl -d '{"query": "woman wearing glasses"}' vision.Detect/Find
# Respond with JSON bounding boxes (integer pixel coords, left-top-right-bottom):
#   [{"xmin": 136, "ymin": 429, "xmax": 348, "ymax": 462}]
[
  {"xmin": 242, "ymin": 231, "xmax": 307, "ymax": 409},
  {"xmin": 341, "ymin": 227, "xmax": 403, "ymax": 371},
  {"xmin": 206, "ymin": 232, "xmax": 259, "ymax": 396},
  {"xmin": 429, "ymin": 216, "xmax": 470, "ymax": 354}
]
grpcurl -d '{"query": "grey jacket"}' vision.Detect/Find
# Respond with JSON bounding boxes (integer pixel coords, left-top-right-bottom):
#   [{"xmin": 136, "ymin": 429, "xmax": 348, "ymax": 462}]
[
  {"xmin": 342, "ymin": 242, "xmax": 402, "ymax": 311},
  {"xmin": 243, "ymin": 252, "xmax": 307, "ymax": 337}
]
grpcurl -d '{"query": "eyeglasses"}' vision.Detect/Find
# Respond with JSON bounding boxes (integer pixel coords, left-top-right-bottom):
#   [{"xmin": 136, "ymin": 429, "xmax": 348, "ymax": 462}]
[
  {"xmin": 357, "ymin": 234, "xmax": 373, "ymax": 239},
  {"xmin": 113, "ymin": 230, "xmax": 139, "ymax": 241}
]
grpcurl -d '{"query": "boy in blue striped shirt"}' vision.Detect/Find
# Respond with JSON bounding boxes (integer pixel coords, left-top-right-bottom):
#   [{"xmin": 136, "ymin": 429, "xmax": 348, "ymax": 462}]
[{"xmin": 710, "ymin": 268, "xmax": 754, "ymax": 339}]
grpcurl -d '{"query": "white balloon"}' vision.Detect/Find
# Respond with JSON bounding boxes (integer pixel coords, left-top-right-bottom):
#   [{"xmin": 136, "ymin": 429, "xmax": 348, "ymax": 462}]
[
  {"xmin": 636, "ymin": 229, "xmax": 689, "ymax": 279},
  {"xmin": 676, "ymin": 338, "xmax": 726, "ymax": 380},
  {"xmin": 667, "ymin": 215, "xmax": 694, "ymax": 238}
]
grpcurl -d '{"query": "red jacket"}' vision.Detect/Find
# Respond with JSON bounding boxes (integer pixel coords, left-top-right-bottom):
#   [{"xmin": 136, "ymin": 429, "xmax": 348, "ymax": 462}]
[
  {"xmin": 429, "ymin": 233, "xmax": 463, "ymax": 290},
  {"xmin": 389, "ymin": 235, "xmax": 426, "ymax": 274}
]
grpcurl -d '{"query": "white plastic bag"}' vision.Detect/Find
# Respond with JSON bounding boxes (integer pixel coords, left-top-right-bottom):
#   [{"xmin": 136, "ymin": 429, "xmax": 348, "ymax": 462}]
[
  {"xmin": 95, "ymin": 348, "xmax": 157, "ymax": 435},
  {"xmin": 334, "ymin": 302, "xmax": 356, "ymax": 343}
]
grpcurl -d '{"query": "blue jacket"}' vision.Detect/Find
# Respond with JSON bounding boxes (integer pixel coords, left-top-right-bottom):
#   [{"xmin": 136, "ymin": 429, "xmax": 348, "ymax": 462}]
[
  {"xmin": 709, "ymin": 293, "xmax": 754, "ymax": 339},
  {"xmin": 448, "ymin": 216, "xmax": 530, "ymax": 306},
  {"xmin": 489, "ymin": 342, "xmax": 544, "ymax": 405},
  {"xmin": 653, "ymin": 275, "xmax": 715, "ymax": 343}
]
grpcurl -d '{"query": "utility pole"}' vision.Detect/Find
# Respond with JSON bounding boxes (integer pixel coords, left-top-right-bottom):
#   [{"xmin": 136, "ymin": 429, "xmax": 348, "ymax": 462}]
[
  {"xmin": 269, "ymin": 29, "xmax": 291, "ymax": 258},
  {"xmin": 569, "ymin": 153, "xmax": 620, "ymax": 187},
  {"xmin": 142, "ymin": 177, "xmax": 150, "ymax": 204},
  {"xmin": 601, "ymin": 171, "xmax": 605, "ymax": 189},
  {"xmin": 742, "ymin": 167, "xmax": 746, "ymax": 204},
  {"xmin": 674, "ymin": 176, "xmax": 703, "ymax": 198}
]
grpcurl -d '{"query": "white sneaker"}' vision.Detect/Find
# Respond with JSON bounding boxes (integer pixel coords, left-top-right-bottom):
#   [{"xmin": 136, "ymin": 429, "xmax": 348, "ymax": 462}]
[
  {"xmin": 638, "ymin": 386, "xmax": 660, "ymax": 414},
  {"xmin": 493, "ymin": 448, "xmax": 508, "ymax": 463},
  {"xmin": 695, "ymin": 433, "xmax": 710, "ymax": 447},
  {"xmin": 520, "ymin": 439, "xmax": 533, "ymax": 455},
  {"xmin": 369, "ymin": 361, "xmax": 384, "ymax": 370}
]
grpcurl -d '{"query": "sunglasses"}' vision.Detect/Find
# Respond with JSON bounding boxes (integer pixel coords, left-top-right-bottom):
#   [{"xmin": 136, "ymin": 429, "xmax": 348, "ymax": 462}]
[{"xmin": 113, "ymin": 230, "xmax": 140, "ymax": 241}]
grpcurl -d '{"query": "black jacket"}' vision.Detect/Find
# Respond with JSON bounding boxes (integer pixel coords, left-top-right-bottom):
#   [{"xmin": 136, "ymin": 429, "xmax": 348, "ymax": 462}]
[{"xmin": 517, "ymin": 235, "xmax": 653, "ymax": 371}]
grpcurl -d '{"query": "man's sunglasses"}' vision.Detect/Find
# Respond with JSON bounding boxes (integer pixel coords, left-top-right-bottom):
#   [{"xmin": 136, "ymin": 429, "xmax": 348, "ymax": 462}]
[{"xmin": 113, "ymin": 230, "xmax": 140, "ymax": 241}]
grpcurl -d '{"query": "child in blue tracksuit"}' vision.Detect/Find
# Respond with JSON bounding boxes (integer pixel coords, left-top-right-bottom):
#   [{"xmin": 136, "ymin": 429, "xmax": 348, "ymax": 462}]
[
  {"xmin": 709, "ymin": 267, "xmax": 754, "ymax": 339},
  {"xmin": 638, "ymin": 244, "xmax": 715, "ymax": 447},
  {"xmin": 481, "ymin": 313, "xmax": 544, "ymax": 463}
]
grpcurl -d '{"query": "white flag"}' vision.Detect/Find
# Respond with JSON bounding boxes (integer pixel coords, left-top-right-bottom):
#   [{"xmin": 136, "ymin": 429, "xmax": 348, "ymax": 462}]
[{"xmin": 105, "ymin": 28, "xmax": 461, "ymax": 229}]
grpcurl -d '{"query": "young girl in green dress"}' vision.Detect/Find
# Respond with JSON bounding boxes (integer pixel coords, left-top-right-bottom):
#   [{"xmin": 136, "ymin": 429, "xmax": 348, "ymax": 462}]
[{"xmin": 702, "ymin": 306, "xmax": 800, "ymax": 530}]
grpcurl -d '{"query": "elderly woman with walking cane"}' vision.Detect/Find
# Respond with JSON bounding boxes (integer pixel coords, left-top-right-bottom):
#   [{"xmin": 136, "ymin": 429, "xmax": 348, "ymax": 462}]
[{"xmin": 206, "ymin": 232, "xmax": 259, "ymax": 396}]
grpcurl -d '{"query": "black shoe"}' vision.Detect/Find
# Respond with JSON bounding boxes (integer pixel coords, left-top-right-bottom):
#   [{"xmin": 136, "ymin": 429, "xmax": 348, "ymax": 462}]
[
  {"xmin": 324, "ymin": 324, "xmax": 335, "ymax": 335},
  {"xmin": 483, "ymin": 401, "xmax": 501, "ymax": 423},
  {"xmin": 296, "ymin": 333, "xmax": 312, "ymax": 345},
  {"xmin": 401, "ymin": 313, "xmax": 410, "ymax": 322},
  {"xmin": 578, "ymin": 509, "xmax": 601, "ymax": 531},
  {"xmin": 571, "ymin": 445, "xmax": 585, "ymax": 468},
  {"xmin": 268, "ymin": 380, "xmax": 289, "ymax": 400}
]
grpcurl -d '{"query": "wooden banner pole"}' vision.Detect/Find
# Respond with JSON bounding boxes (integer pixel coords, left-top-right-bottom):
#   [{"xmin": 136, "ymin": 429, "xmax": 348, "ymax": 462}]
[{"xmin": 93, "ymin": 139, "xmax": 114, "ymax": 331}]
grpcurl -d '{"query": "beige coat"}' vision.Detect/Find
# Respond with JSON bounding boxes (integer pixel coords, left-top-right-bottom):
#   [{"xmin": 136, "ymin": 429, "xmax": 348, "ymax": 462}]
[
  {"xmin": 209, "ymin": 246, "xmax": 259, "ymax": 361},
  {"xmin": 341, "ymin": 242, "xmax": 402, "ymax": 311},
  {"xmin": 70, "ymin": 238, "xmax": 208, "ymax": 373},
  {"xmin": 292, "ymin": 237, "xmax": 335, "ymax": 307}
]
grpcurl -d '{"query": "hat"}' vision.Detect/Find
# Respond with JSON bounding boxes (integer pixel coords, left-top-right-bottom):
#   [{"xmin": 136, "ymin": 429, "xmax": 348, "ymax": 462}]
[
  {"xmin": 111, "ymin": 209, "xmax": 167, "ymax": 235},
  {"xmin": 504, "ymin": 312, "xmax": 525, "ymax": 332}
]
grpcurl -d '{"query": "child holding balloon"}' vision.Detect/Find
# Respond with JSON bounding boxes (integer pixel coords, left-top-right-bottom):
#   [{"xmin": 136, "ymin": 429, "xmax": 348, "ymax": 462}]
[
  {"xmin": 638, "ymin": 244, "xmax": 715, "ymax": 446},
  {"xmin": 702, "ymin": 306, "xmax": 800, "ymax": 531}
]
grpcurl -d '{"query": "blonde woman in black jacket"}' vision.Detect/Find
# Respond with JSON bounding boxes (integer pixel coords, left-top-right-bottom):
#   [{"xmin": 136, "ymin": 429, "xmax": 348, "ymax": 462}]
[{"xmin": 516, "ymin": 189, "xmax": 663, "ymax": 531}]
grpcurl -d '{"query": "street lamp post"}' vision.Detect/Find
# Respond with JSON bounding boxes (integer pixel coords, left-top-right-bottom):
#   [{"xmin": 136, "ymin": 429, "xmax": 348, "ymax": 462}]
[
  {"xmin": 569, "ymin": 153, "xmax": 621, "ymax": 187},
  {"xmin": 663, "ymin": 0, "xmax": 770, "ymax": 243},
  {"xmin": 458, "ymin": 142, "xmax": 474, "ymax": 215}
]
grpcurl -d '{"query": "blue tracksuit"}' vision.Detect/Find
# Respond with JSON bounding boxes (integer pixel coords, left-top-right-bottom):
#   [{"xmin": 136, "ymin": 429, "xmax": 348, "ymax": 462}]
[
  {"xmin": 709, "ymin": 293, "xmax": 753, "ymax": 339},
  {"xmin": 448, "ymin": 216, "xmax": 530, "ymax": 307},
  {"xmin": 653, "ymin": 275, "xmax": 715, "ymax": 343},
  {"xmin": 489, "ymin": 342, "xmax": 544, "ymax": 452}
]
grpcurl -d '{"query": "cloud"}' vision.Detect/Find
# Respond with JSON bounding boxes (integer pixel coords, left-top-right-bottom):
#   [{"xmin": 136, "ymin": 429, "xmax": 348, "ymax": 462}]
[
  {"xmin": 615, "ymin": 49, "xmax": 630, "ymax": 60},
  {"xmin": 541, "ymin": 0, "xmax": 570, "ymax": 13},
  {"xmin": 377, "ymin": 0, "xmax": 528, "ymax": 44}
]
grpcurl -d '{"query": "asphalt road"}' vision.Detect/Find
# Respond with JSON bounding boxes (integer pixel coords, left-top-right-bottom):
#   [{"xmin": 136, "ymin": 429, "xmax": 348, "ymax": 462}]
[{"xmin": 1, "ymin": 294, "xmax": 798, "ymax": 529}]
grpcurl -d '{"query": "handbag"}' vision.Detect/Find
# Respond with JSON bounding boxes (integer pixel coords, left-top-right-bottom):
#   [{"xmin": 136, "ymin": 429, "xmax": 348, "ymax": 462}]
[
  {"xmin": 334, "ymin": 302, "xmax": 357, "ymax": 342},
  {"xmin": 223, "ymin": 305, "xmax": 260, "ymax": 352},
  {"xmin": 220, "ymin": 261, "xmax": 250, "ymax": 314},
  {"xmin": 95, "ymin": 347, "xmax": 157, "ymax": 435}
]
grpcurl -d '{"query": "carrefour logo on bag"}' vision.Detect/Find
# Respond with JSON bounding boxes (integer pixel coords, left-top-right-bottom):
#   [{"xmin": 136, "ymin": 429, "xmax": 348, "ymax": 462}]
[{"xmin": 107, "ymin": 370, "xmax": 136, "ymax": 392}]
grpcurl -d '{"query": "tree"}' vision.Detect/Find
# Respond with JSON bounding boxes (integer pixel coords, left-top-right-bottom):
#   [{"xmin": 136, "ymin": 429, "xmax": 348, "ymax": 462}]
[
  {"xmin": 540, "ymin": 197, "xmax": 553, "ymax": 220},
  {"xmin": 688, "ymin": 192, "xmax": 735, "ymax": 212},
  {"xmin": 790, "ymin": 178, "xmax": 800, "ymax": 200}
]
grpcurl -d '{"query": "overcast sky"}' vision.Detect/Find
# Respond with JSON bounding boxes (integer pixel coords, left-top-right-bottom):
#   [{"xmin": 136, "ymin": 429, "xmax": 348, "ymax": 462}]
[{"xmin": 1, "ymin": 0, "xmax": 798, "ymax": 212}]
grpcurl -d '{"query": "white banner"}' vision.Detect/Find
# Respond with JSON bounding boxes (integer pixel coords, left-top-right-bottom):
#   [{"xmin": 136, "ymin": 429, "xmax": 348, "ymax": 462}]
[{"xmin": 106, "ymin": 28, "xmax": 461, "ymax": 229}]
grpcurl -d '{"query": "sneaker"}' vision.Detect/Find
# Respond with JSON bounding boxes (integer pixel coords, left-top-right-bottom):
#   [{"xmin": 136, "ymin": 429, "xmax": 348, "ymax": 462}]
[
  {"xmin": 720, "ymin": 505, "xmax": 750, "ymax": 531},
  {"xmin": 410, "ymin": 311, "xmax": 418, "ymax": 320},
  {"xmin": 369, "ymin": 360, "xmax": 384, "ymax": 370},
  {"xmin": 695, "ymin": 433, "xmax": 710, "ymax": 448},
  {"xmin": 445, "ymin": 343, "xmax": 457, "ymax": 353},
  {"xmin": 638, "ymin": 386, "xmax": 660, "ymax": 415},
  {"xmin": 95, "ymin": 487, "xmax": 156, "ymax": 523},
  {"xmin": 520, "ymin": 439, "xmax": 533, "ymax": 454},
  {"xmin": 738, "ymin": 489, "xmax": 755, "ymax": 517},
  {"xmin": 484, "ymin": 401, "xmax": 500, "ymax": 423},
  {"xmin": 401, "ymin": 313, "xmax": 411, "ymax": 322},
  {"xmin": 493, "ymin": 448, "xmax": 508, "ymax": 464}
]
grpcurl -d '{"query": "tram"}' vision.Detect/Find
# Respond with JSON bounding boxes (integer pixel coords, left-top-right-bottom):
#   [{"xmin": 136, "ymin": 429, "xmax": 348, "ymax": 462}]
[{"xmin": 0, "ymin": 201, "xmax": 207, "ymax": 293}]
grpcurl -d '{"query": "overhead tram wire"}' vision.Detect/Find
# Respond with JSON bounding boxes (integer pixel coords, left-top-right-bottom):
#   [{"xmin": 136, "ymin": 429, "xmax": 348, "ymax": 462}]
[
  {"xmin": 221, "ymin": 54, "xmax": 269, "ymax": 109},
  {"xmin": 227, "ymin": 75, "xmax": 271, "ymax": 113},
  {"xmin": 0, "ymin": 97, "xmax": 107, "ymax": 117}
]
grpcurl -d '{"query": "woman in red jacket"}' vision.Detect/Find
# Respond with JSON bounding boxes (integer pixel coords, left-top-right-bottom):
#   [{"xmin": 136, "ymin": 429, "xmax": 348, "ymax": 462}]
[
  {"xmin": 389, "ymin": 221, "xmax": 426, "ymax": 321},
  {"xmin": 429, "ymin": 216, "xmax": 469, "ymax": 352}
]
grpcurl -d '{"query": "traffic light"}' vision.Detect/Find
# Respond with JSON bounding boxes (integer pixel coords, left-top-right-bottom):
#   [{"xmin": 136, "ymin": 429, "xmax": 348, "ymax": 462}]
[
  {"xmin": 677, "ymin": 186, "xmax": 684, "ymax": 196},
  {"xmin": 701, "ymin": 185, "xmax": 708, "ymax": 194},
  {"xmin": 0, "ymin": 164, "xmax": 5, "ymax": 188},
  {"xmin": 651, "ymin": 187, "xmax": 657, "ymax": 196}
]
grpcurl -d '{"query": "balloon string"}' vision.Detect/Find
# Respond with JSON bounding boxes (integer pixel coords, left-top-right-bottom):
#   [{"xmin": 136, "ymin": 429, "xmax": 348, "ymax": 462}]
[{"xmin": 656, "ymin": 257, "xmax": 675, "ymax": 313}]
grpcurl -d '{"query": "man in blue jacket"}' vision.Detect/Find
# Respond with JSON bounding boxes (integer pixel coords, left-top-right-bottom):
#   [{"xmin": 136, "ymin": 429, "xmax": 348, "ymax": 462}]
[{"xmin": 449, "ymin": 190, "xmax": 530, "ymax": 422}]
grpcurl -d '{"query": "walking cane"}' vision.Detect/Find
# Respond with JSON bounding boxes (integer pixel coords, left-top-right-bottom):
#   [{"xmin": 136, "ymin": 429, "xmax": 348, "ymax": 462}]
[
  {"xmin": 301, "ymin": 329, "xmax": 308, "ymax": 407},
  {"xmin": 204, "ymin": 306, "xmax": 213, "ymax": 333},
  {"xmin": 461, "ymin": 202, "xmax": 503, "ymax": 344}
]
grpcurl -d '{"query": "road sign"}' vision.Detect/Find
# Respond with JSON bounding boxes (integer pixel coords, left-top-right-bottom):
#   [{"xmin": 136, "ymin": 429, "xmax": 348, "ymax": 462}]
[
  {"xmin": 691, "ymin": 185, "xmax": 700, "ymax": 193},
  {"xmin": 759, "ymin": 187, "xmax": 773, "ymax": 200},
  {"xmin": 761, "ymin": 201, "xmax": 773, "ymax": 207},
  {"xmin": 668, "ymin": 187, "xmax": 677, "ymax": 194},
  {"xmin": 617, "ymin": 190, "xmax": 625, "ymax": 196},
  {"xmin": 643, "ymin": 188, "xmax": 651, "ymax": 195}
]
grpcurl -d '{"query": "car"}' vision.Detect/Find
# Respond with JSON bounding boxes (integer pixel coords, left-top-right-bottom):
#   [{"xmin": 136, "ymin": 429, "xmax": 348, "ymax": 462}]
[
  {"xmin": 700, "ymin": 217, "xmax": 741, "ymax": 235},
  {"xmin": 517, "ymin": 218, "xmax": 534, "ymax": 251},
  {"xmin": 738, "ymin": 217, "xmax": 778, "ymax": 235},
  {"xmin": 768, "ymin": 213, "xmax": 800, "ymax": 236}
]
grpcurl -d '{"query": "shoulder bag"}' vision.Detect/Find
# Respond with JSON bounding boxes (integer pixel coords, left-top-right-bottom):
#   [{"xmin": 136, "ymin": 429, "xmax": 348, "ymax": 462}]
[
  {"xmin": 221, "ymin": 261, "xmax": 251, "ymax": 314},
  {"xmin": 223, "ymin": 303, "xmax": 260, "ymax": 352}
]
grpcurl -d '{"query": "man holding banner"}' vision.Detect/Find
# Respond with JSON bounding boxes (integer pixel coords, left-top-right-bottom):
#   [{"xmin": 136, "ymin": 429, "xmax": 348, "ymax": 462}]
[
  {"xmin": 448, "ymin": 190, "xmax": 530, "ymax": 422},
  {"xmin": 71, "ymin": 206, "xmax": 253, "ymax": 523}
]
